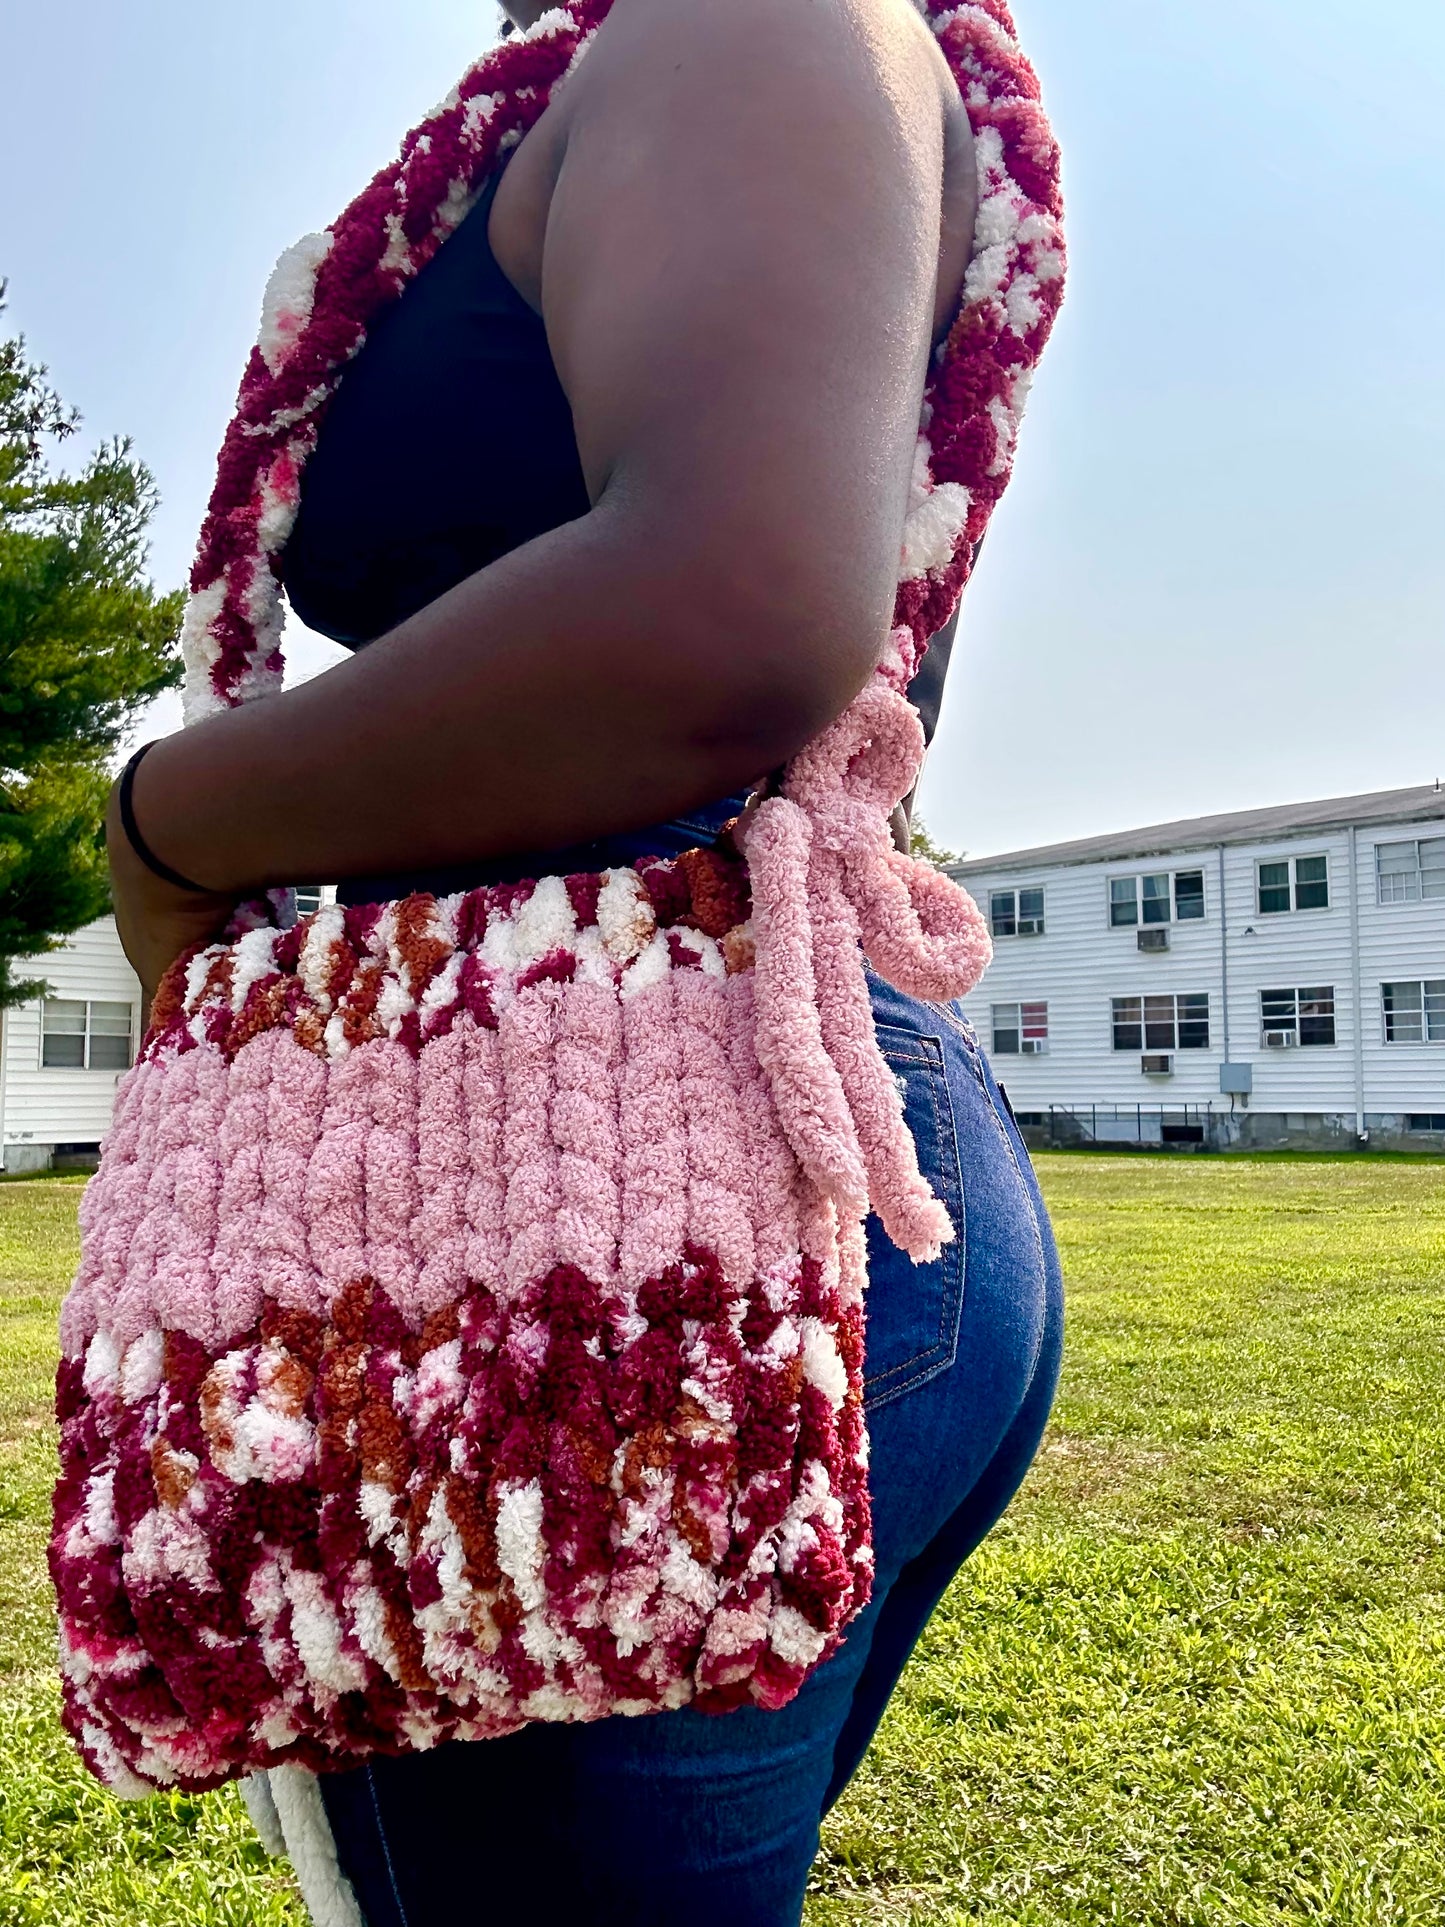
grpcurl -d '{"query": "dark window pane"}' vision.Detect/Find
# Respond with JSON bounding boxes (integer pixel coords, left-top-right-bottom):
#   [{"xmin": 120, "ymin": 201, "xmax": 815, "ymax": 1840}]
[
  {"xmin": 1142, "ymin": 874, "xmax": 1171, "ymax": 924},
  {"xmin": 1112, "ymin": 997, "xmax": 1142, "ymax": 1051},
  {"xmin": 1298, "ymin": 990, "xmax": 1335, "ymax": 1047},
  {"xmin": 88, "ymin": 1034, "xmax": 132, "ymax": 1070},
  {"xmin": 1109, "ymin": 879, "xmax": 1138, "ymax": 927},
  {"xmin": 1144, "ymin": 997, "xmax": 1176, "ymax": 1050},
  {"xmin": 1257, "ymin": 861, "xmax": 1290, "ymax": 913},
  {"xmin": 1177, "ymin": 993, "xmax": 1210, "ymax": 1048},
  {"xmin": 1260, "ymin": 990, "xmax": 1295, "ymax": 1025},
  {"xmin": 1174, "ymin": 871, "xmax": 1205, "ymax": 919},
  {"xmin": 990, "ymin": 890, "xmax": 1017, "ymax": 938},
  {"xmin": 1018, "ymin": 887, "xmax": 1045, "ymax": 933},
  {"xmin": 42, "ymin": 1033, "xmax": 86, "ymax": 1069},
  {"xmin": 992, "ymin": 1004, "xmax": 1020, "ymax": 1053},
  {"xmin": 1294, "ymin": 856, "xmax": 1329, "ymax": 910}
]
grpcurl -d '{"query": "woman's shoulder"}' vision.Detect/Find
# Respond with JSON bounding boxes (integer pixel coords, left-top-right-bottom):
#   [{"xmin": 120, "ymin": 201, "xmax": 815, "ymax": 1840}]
[
  {"xmin": 492, "ymin": 0, "xmax": 974, "ymax": 332},
  {"xmin": 553, "ymin": 0, "xmax": 965, "ymax": 142}
]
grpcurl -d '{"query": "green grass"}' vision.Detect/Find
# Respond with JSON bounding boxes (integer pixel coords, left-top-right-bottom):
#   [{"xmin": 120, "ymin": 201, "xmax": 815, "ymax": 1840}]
[
  {"xmin": 2, "ymin": 1158, "xmax": 1443, "ymax": 1924},
  {"xmin": 811, "ymin": 1156, "xmax": 1445, "ymax": 1925}
]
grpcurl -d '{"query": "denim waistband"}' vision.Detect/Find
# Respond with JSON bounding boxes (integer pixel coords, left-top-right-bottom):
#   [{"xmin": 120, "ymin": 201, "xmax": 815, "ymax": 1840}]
[{"xmin": 335, "ymin": 792, "xmax": 752, "ymax": 908}]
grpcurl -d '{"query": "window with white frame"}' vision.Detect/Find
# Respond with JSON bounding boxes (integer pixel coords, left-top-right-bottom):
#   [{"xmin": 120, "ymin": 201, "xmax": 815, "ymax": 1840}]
[
  {"xmin": 992, "ymin": 1001, "xmax": 1049, "ymax": 1054},
  {"xmin": 294, "ymin": 885, "xmax": 325, "ymax": 915},
  {"xmin": 41, "ymin": 999, "xmax": 134, "ymax": 1071},
  {"xmin": 1381, "ymin": 980, "xmax": 1445, "ymax": 1043},
  {"xmin": 989, "ymin": 886, "xmax": 1044, "ymax": 938},
  {"xmin": 1256, "ymin": 853, "xmax": 1329, "ymax": 914},
  {"xmin": 1108, "ymin": 869, "xmax": 1205, "ymax": 927},
  {"xmin": 1111, "ymin": 993, "xmax": 1209, "ymax": 1051},
  {"xmin": 1375, "ymin": 837, "xmax": 1445, "ymax": 905},
  {"xmin": 1260, "ymin": 987, "xmax": 1336, "ymax": 1046}
]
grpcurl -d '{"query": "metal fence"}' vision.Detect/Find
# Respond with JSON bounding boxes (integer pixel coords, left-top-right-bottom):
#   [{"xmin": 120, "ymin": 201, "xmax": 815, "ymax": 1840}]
[{"xmin": 1009, "ymin": 1103, "xmax": 1219, "ymax": 1148}]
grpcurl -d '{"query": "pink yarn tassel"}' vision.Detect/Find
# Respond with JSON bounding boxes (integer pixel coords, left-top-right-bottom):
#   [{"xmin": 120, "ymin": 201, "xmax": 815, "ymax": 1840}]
[
  {"xmin": 740, "ymin": 799, "xmax": 869, "ymax": 1220},
  {"xmin": 745, "ymin": 680, "xmax": 995, "ymax": 1261},
  {"xmin": 806, "ymin": 835, "xmax": 955, "ymax": 1264}
]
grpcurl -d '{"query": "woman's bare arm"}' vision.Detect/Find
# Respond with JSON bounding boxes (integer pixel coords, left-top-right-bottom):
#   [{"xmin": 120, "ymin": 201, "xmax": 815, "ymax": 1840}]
[{"xmin": 125, "ymin": 0, "xmax": 952, "ymax": 906}]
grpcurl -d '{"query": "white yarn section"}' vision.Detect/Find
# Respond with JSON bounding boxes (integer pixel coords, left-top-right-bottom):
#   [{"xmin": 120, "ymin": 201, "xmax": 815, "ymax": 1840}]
[
  {"xmin": 240, "ymin": 1770, "xmax": 286, "ymax": 1855},
  {"xmin": 178, "ymin": 580, "xmax": 228, "ymax": 726},
  {"xmin": 257, "ymin": 232, "xmax": 335, "ymax": 375},
  {"xmin": 899, "ymin": 481, "xmax": 971, "ymax": 577},
  {"xmin": 255, "ymin": 1765, "xmax": 365, "ymax": 1927}
]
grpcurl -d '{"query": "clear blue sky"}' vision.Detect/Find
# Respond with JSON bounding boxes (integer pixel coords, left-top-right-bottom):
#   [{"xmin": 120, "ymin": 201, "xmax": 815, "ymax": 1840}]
[{"xmin": 3, "ymin": 0, "xmax": 1442, "ymax": 858}]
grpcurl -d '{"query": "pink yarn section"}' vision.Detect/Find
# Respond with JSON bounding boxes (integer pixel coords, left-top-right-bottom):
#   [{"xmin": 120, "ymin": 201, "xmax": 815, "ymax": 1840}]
[{"xmin": 51, "ymin": 925, "xmax": 871, "ymax": 1792}]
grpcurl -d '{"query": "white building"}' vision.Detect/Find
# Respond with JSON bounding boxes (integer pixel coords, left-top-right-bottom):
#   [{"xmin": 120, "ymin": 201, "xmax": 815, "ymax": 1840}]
[
  {"xmin": 1, "ymin": 892, "xmax": 332, "ymax": 1174},
  {"xmin": 948, "ymin": 784, "xmax": 1445, "ymax": 1150},
  {"xmin": 1, "ymin": 917, "xmax": 143, "ymax": 1173}
]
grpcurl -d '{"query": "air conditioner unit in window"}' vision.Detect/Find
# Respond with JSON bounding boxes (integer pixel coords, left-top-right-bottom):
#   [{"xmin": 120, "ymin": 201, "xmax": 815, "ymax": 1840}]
[
  {"xmin": 1140, "ymin": 1052, "xmax": 1174, "ymax": 1075},
  {"xmin": 1137, "ymin": 927, "xmax": 1170, "ymax": 953},
  {"xmin": 1262, "ymin": 1030, "xmax": 1297, "ymax": 1048},
  {"xmin": 1020, "ymin": 1038, "xmax": 1049, "ymax": 1055}
]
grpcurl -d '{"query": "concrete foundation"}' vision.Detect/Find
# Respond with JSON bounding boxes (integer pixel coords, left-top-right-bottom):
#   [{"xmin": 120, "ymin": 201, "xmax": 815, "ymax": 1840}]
[{"xmin": 1012, "ymin": 1108, "xmax": 1445, "ymax": 1154}]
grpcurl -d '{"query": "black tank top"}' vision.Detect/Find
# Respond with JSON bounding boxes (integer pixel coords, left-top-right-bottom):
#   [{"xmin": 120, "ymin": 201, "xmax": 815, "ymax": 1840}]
[{"xmin": 284, "ymin": 169, "xmax": 958, "ymax": 741}]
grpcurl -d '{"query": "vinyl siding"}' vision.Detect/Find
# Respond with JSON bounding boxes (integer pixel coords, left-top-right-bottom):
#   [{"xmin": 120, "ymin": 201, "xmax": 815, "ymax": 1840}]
[{"xmin": 2, "ymin": 919, "xmax": 142, "ymax": 1148}]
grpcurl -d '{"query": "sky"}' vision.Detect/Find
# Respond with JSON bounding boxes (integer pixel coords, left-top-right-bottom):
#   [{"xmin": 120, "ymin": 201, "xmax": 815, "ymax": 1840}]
[{"xmin": 2, "ymin": 0, "xmax": 1442, "ymax": 860}]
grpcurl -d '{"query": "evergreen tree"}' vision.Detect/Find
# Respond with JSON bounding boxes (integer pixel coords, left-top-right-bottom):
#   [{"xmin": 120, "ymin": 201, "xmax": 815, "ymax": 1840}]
[{"xmin": 0, "ymin": 285, "xmax": 181, "ymax": 1005}]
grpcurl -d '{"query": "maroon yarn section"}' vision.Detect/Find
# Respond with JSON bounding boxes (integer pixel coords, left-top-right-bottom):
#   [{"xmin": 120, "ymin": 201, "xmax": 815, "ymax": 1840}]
[{"xmin": 52, "ymin": 1253, "xmax": 869, "ymax": 1790}]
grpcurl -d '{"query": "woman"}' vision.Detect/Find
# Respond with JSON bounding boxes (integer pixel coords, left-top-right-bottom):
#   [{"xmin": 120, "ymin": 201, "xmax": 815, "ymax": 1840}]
[{"xmin": 101, "ymin": 0, "xmax": 1063, "ymax": 1918}]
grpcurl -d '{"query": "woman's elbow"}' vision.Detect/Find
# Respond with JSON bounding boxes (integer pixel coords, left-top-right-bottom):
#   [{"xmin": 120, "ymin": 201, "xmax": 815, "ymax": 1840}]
[{"xmin": 681, "ymin": 609, "xmax": 884, "ymax": 772}]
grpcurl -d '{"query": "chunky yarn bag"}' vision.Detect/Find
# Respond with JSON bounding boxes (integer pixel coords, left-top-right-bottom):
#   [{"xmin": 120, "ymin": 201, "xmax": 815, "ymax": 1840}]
[{"xmin": 51, "ymin": 0, "xmax": 1062, "ymax": 1807}]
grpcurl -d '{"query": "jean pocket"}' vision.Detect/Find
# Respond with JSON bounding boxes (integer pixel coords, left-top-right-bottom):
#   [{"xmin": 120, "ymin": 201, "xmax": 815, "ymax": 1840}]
[{"xmin": 862, "ymin": 1025, "xmax": 966, "ymax": 1413}]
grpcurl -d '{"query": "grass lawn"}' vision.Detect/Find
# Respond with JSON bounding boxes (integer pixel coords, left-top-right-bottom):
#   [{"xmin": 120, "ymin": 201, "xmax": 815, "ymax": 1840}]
[{"xmin": 2, "ymin": 1156, "xmax": 1444, "ymax": 1924}]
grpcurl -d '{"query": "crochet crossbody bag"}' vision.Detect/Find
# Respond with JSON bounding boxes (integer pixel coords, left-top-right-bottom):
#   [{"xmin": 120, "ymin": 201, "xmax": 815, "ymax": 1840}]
[{"xmin": 51, "ymin": 0, "xmax": 1062, "ymax": 1811}]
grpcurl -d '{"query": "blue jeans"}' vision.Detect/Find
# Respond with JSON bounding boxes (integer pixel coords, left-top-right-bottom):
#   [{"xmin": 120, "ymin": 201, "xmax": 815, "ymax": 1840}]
[{"xmin": 326, "ymin": 803, "xmax": 1064, "ymax": 1925}]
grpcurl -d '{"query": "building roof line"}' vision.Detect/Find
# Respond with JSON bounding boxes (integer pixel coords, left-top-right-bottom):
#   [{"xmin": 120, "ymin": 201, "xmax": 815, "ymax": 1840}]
[{"xmin": 945, "ymin": 782, "xmax": 1445, "ymax": 878}]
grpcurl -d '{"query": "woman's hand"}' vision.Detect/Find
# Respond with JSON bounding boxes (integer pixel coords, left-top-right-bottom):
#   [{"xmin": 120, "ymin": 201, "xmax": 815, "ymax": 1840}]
[{"xmin": 105, "ymin": 782, "xmax": 236, "ymax": 1018}]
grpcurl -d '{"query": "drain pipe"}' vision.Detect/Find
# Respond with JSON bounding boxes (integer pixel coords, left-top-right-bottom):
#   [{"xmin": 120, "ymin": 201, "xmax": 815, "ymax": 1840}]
[
  {"xmin": 1217, "ymin": 844, "xmax": 1230, "ymax": 1063},
  {"xmin": 1348, "ymin": 825, "xmax": 1367, "ymax": 1142}
]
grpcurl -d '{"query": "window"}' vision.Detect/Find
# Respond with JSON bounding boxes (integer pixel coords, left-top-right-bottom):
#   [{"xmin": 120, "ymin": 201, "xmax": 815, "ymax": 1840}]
[
  {"xmin": 992, "ymin": 1001, "xmax": 1048, "ymax": 1054},
  {"xmin": 1376, "ymin": 838, "xmax": 1445, "ymax": 905},
  {"xmin": 989, "ymin": 886, "xmax": 1044, "ymax": 938},
  {"xmin": 1382, "ymin": 980, "xmax": 1445, "ymax": 1043},
  {"xmin": 294, "ymin": 885, "xmax": 324, "ymax": 916},
  {"xmin": 41, "ymin": 999, "xmax": 134, "ymax": 1071},
  {"xmin": 1108, "ymin": 869, "xmax": 1205, "ymax": 927},
  {"xmin": 1111, "ymin": 993, "xmax": 1209, "ymax": 1052},
  {"xmin": 1408, "ymin": 1115, "xmax": 1445, "ymax": 1132},
  {"xmin": 1257, "ymin": 853, "xmax": 1329, "ymax": 914},
  {"xmin": 1259, "ymin": 987, "xmax": 1336, "ymax": 1046}
]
